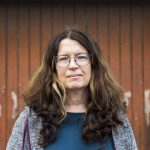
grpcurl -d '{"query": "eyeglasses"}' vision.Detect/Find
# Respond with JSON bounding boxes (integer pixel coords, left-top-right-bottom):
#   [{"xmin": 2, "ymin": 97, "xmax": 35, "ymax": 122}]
[{"xmin": 53, "ymin": 53, "xmax": 91, "ymax": 68}]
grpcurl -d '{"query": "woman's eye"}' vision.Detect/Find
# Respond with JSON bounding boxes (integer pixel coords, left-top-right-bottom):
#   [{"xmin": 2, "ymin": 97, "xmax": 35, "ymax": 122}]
[
  {"xmin": 77, "ymin": 55, "xmax": 88, "ymax": 59},
  {"xmin": 58, "ymin": 57, "xmax": 69, "ymax": 61}
]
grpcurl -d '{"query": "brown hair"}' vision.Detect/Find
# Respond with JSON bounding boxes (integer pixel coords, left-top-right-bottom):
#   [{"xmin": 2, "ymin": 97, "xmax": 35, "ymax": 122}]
[{"xmin": 23, "ymin": 27, "xmax": 126, "ymax": 147}]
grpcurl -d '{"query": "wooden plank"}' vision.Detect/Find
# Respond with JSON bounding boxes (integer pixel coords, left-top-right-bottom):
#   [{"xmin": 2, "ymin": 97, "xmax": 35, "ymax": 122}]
[
  {"xmin": 98, "ymin": 6, "xmax": 109, "ymax": 61},
  {"xmin": 108, "ymin": 6, "xmax": 120, "ymax": 82},
  {"xmin": 52, "ymin": 5, "xmax": 63, "ymax": 36},
  {"xmin": 18, "ymin": 5, "xmax": 30, "ymax": 112},
  {"xmin": 86, "ymin": 5, "xmax": 97, "ymax": 41},
  {"xmin": 131, "ymin": 6, "xmax": 145, "ymax": 150},
  {"xmin": 6, "ymin": 5, "xmax": 18, "ymax": 141},
  {"xmin": 143, "ymin": 6, "xmax": 150, "ymax": 150},
  {"xmin": 29, "ymin": 5, "xmax": 41, "ymax": 76},
  {"xmin": 0, "ymin": 4, "xmax": 149, "ymax": 150},
  {"xmin": 0, "ymin": 5, "xmax": 7, "ymax": 150},
  {"xmin": 74, "ymin": 5, "xmax": 86, "ymax": 30},
  {"xmin": 63, "ymin": 5, "xmax": 74, "ymax": 27},
  {"xmin": 120, "ymin": 6, "xmax": 132, "ymax": 123},
  {"xmin": 41, "ymin": 5, "xmax": 52, "ymax": 53}
]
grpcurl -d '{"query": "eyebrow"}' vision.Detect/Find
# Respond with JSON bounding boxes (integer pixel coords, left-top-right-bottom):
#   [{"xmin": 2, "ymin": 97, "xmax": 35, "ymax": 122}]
[{"xmin": 57, "ymin": 52, "xmax": 88, "ymax": 56}]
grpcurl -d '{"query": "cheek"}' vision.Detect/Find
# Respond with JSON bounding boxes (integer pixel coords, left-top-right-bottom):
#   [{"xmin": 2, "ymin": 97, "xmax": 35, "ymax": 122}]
[
  {"xmin": 87, "ymin": 67, "xmax": 92, "ymax": 80},
  {"xmin": 56, "ymin": 67, "xmax": 66, "ymax": 81},
  {"xmin": 81, "ymin": 65, "xmax": 91, "ymax": 80}
]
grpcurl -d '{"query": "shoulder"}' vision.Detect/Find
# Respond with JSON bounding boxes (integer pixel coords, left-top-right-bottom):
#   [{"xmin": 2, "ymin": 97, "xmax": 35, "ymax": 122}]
[
  {"xmin": 6, "ymin": 107, "xmax": 29, "ymax": 150},
  {"xmin": 6, "ymin": 106, "xmax": 42, "ymax": 150},
  {"xmin": 10, "ymin": 106, "xmax": 30, "ymax": 132},
  {"xmin": 12, "ymin": 106, "xmax": 40, "ymax": 128},
  {"xmin": 119, "ymin": 111, "xmax": 130, "ymax": 127},
  {"xmin": 112, "ymin": 111, "xmax": 138, "ymax": 150},
  {"xmin": 15, "ymin": 106, "xmax": 42, "ymax": 131}
]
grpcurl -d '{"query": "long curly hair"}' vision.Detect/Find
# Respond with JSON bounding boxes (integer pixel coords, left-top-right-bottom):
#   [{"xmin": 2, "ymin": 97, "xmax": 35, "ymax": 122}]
[{"xmin": 23, "ymin": 27, "xmax": 126, "ymax": 147}]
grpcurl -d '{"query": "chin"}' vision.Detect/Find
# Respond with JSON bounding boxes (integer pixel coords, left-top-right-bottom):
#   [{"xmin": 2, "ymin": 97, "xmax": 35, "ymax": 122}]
[
  {"xmin": 66, "ymin": 87, "xmax": 82, "ymax": 90},
  {"xmin": 65, "ymin": 84, "xmax": 86, "ymax": 90}
]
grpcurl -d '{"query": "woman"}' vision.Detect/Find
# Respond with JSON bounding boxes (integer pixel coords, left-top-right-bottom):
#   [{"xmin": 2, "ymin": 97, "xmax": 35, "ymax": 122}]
[{"xmin": 6, "ymin": 27, "xmax": 137, "ymax": 150}]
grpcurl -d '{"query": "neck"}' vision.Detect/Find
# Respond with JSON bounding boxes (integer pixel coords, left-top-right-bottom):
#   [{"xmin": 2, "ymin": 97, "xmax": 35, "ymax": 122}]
[{"xmin": 65, "ymin": 89, "xmax": 87, "ymax": 112}]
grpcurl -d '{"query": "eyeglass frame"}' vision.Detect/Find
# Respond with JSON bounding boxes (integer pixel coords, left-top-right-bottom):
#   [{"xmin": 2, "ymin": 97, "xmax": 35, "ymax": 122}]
[{"xmin": 53, "ymin": 53, "xmax": 92, "ymax": 68}]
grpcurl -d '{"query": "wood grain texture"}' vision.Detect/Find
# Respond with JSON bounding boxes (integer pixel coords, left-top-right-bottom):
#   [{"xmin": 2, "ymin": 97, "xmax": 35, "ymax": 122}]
[
  {"xmin": 18, "ymin": 5, "xmax": 30, "ymax": 112},
  {"xmin": 0, "ymin": 6, "xmax": 7, "ymax": 150},
  {"xmin": 120, "ymin": 6, "xmax": 132, "ymax": 123},
  {"xmin": 131, "ymin": 6, "xmax": 145, "ymax": 150},
  {"xmin": 6, "ymin": 4, "xmax": 18, "ymax": 143},
  {"xmin": 143, "ymin": 6, "xmax": 150, "ymax": 148},
  {"xmin": 0, "ymin": 4, "xmax": 149, "ymax": 150},
  {"xmin": 29, "ymin": 5, "xmax": 41, "ymax": 77},
  {"xmin": 98, "ymin": 6, "xmax": 109, "ymax": 61},
  {"xmin": 108, "ymin": 5, "xmax": 120, "ymax": 82}
]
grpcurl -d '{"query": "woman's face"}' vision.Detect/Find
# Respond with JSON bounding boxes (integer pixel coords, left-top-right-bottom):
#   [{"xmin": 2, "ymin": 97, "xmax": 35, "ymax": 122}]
[{"xmin": 56, "ymin": 38, "xmax": 91, "ymax": 91}]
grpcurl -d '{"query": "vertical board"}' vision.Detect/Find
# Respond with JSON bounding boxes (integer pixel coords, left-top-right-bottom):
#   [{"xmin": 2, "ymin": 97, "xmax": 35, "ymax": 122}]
[
  {"xmin": 0, "ymin": 5, "xmax": 7, "ymax": 150},
  {"xmin": 63, "ymin": 5, "xmax": 75, "ymax": 27},
  {"xmin": 0, "ymin": 4, "xmax": 149, "ymax": 150},
  {"xmin": 143, "ymin": 6, "xmax": 150, "ymax": 149},
  {"xmin": 108, "ymin": 6, "xmax": 120, "ymax": 82},
  {"xmin": 18, "ymin": 5, "xmax": 30, "ymax": 111},
  {"xmin": 98, "ymin": 6, "xmax": 109, "ymax": 60},
  {"xmin": 120, "ymin": 6, "xmax": 132, "ymax": 123},
  {"xmin": 74, "ymin": 5, "xmax": 86, "ymax": 30},
  {"xmin": 29, "ymin": 5, "xmax": 41, "ymax": 76},
  {"xmin": 6, "ymin": 5, "xmax": 18, "ymax": 141},
  {"xmin": 41, "ymin": 5, "xmax": 52, "ymax": 53},
  {"xmin": 52, "ymin": 5, "xmax": 63, "ymax": 36},
  {"xmin": 131, "ymin": 6, "xmax": 145, "ymax": 150},
  {"xmin": 86, "ymin": 5, "xmax": 97, "ymax": 41}
]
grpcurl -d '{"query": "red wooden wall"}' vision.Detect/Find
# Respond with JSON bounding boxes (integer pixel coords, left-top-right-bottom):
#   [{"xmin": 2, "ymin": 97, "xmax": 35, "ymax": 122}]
[{"xmin": 0, "ymin": 4, "xmax": 150, "ymax": 150}]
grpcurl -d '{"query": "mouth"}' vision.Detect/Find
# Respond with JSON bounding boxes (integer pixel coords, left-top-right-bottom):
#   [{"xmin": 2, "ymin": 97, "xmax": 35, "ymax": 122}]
[{"xmin": 66, "ymin": 74, "xmax": 82, "ymax": 78}]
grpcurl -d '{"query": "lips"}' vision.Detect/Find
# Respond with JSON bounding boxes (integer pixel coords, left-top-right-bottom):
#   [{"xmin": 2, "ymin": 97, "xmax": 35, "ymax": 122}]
[{"xmin": 66, "ymin": 74, "xmax": 82, "ymax": 78}]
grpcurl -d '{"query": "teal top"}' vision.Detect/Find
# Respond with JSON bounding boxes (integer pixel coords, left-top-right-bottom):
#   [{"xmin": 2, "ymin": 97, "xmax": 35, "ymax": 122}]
[
  {"xmin": 7, "ymin": 107, "xmax": 138, "ymax": 150},
  {"xmin": 45, "ymin": 112, "xmax": 114, "ymax": 150}
]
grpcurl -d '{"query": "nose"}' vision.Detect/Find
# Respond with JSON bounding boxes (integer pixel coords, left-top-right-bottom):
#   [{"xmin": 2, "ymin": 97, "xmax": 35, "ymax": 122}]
[{"xmin": 68, "ymin": 57, "xmax": 79, "ymax": 69}]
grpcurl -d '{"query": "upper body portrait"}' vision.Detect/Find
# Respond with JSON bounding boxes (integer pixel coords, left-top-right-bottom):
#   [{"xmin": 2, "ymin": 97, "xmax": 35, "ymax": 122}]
[{"xmin": 6, "ymin": 27, "xmax": 138, "ymax": 150}]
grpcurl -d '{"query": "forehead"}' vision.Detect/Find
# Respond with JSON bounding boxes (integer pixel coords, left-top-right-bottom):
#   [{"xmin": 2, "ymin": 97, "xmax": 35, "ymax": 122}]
[{"xmin": 58, "ymin": 38, "xmax": 88, "ymax": 55}]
